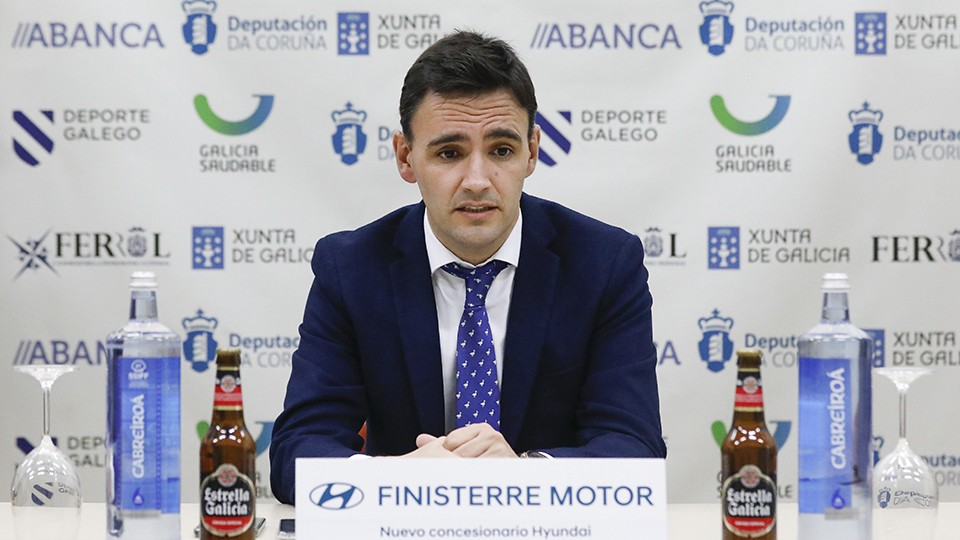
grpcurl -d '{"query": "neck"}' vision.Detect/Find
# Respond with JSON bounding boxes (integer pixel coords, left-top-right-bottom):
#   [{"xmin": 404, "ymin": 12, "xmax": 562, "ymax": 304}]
[
  {"xmin": 130, "ymin": 290, "xmax": 158, "ymax": 320},
  {"xmin": 821, "ymin": 291, "xmax": 850, "ymax": 322}
]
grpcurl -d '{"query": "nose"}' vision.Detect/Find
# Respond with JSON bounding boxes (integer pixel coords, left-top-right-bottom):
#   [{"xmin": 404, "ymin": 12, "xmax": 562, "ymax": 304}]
[{"xmin": 460, "ymin": 152, "xmax": 493, "ymax": 193}]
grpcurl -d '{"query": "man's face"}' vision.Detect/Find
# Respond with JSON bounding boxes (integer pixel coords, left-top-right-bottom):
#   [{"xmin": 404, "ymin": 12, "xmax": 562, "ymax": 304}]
[{"xmin": 394, "ymin": 90, "xmax": 540, "ymax": 265}]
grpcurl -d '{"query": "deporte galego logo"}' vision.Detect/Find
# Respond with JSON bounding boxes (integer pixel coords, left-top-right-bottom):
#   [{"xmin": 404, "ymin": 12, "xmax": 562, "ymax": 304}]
[{"xmin": 310, "ymin": 482, "xmax": 364, "ymax": 510}]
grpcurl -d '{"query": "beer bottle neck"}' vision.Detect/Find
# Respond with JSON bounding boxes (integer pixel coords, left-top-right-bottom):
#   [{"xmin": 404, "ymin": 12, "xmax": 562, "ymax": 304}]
[
  {"xmin": 821, "ymin": 290, "xmax": 850, "ymax": 323},
  {"xmin": 212, "ymin": 366, "xmax": 245, "ymax": 415},
  {"xmin": 129, "ymin": 289, "xmax": 158, "ymax": 321},
  {"xmin": 733, "ymin": 366, "xmax": 766, "ymax": 420}
]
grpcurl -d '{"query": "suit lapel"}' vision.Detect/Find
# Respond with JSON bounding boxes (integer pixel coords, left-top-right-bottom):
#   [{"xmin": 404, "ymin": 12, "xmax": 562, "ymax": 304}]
[
  {"xmin": 389, "ymin": 203, "xmax": 445, "ymax": 436},
  {"xmin": 501, "ymin": 195, "xmax": 559, "ymax": 445}
]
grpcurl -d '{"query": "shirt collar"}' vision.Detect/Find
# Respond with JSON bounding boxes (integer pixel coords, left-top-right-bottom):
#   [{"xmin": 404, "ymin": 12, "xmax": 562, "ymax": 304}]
[{"xmin": 424, "ymin": 208, "xmax": 522, "ymax": 273}]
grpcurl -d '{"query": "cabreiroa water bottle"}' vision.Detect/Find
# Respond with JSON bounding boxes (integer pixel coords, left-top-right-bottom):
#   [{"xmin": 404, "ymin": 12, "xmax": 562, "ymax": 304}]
[
  {"xmin": 797, "ymin": 273, "xmax": 872, "ymax": 539},
  {"xmin": 106, "ymin": 271, "xmax": 181, "ymax": 539}
]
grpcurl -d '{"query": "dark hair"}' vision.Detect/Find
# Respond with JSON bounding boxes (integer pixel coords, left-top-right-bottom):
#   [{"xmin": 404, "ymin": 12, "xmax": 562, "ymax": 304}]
[{"xmin": 399, "ymin": 30, "xmax": 537, "ymax": 140}]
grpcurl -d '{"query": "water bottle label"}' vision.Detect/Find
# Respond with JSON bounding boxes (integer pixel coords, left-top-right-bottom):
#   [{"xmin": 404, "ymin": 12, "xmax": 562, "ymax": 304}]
[
  {"xmin": 115, "ymin": 356, "xmax": 180, "ymax": 513},
  {"xmin": 798, "ymin": 356, "xmax": 853, "ymax": 514}
]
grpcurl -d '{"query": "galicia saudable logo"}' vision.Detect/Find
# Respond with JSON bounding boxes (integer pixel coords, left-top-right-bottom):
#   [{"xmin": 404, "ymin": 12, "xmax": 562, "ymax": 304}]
[
  {"xmin": 12, "ymin": 110, "xmax": 55, "ymax": 166},
  {"xmin": 699, "ymin": 1, "xmax": 734, "ymax": 56},
  {"xmin": 182, "ymin": 309, "xmax": 218, "ymax": 373},
  {"xmin": 848, "ymin": 102, "xmax": 883, "ymax": 165},
  {"xmin": 331, "ymin": 102, "xmax": 367, "ymax": 165},
  {"xmin": 194, "ymin": 94, "xmax": 273, "ymax": 135},
  {"xmin": 711, "ymin": 95, "xmax": 790, "ymax": 136},
  {"xmin": 535, "ymin": 110, "xmax": 572, "ymax": 167},
  {"xmin": 182, "ymin": 0, "xmax": 218, "ymax": 55},
  {"xmin": 855, "ymin": 13, "xmax": 886, "ymax": 56},
  {"xmin": 337, "ymin": 12, "xmax": 369, "ymax": 55},
  {"xmin": 698, "ymin": 309, "xmax": 735, "ymax": 372}
]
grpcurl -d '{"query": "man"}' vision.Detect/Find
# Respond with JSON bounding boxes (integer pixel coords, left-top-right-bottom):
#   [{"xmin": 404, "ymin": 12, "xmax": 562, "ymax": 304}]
[{"xmin": 270, "ymin": 30, "xmax": 666, "ymax": 505}]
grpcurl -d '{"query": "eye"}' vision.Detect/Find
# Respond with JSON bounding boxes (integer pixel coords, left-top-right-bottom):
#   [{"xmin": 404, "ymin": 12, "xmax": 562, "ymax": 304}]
[
  {"xmin": 493, "ymin": 146, "xmax": 513, "ymax": 158},
  {"xmin": 437, "ymin": 149, "xmax": 459, "ymax": 160}
]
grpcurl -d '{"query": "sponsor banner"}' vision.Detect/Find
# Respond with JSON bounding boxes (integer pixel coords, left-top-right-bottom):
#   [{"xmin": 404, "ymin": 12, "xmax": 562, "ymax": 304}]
[{"xmin": 296, "ymin": 459, "xmax": 667, "ymax": 539}]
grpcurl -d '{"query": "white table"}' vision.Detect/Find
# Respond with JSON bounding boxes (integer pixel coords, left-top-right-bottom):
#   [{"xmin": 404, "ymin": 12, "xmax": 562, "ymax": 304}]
[{"xmin": 1, "ymin": 502, "xmax": 958, "ymax": 539}]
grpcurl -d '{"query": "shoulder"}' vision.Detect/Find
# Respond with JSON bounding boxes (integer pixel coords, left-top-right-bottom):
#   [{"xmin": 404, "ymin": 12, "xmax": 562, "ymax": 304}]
[
  {"xmin": 521, "ymin": 194, "xmax": 639, "ymax": 256},
  {"xmin": 316, "ymin": 203, "xmax": 422, "ymax": 254},
  {"xmin": 309, "ymin": 203, "xmax": 424, "ymax": 277}
]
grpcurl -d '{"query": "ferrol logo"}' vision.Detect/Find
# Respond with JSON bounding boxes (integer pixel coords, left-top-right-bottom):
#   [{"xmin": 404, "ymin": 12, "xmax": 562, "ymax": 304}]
[
  {"xmin": 8, "ymin": 227, "xmax": 170, "ymax": 279},
  {"xmin": 642, "ymin": 226, "xmax": 687, "ymax": 266},
  {"xmin": 872, "ymin": 230, "xmax": 960, "ymax": 262},
  {"xmin": 310, "ymin": 482, "xmax": 364, "ymax": 510}
]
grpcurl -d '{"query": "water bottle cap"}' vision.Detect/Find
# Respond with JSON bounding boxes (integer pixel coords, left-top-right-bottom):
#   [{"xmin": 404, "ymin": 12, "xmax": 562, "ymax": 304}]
[
  {"xmin": 821, "ymin": 272, "xmax": 850, "ymax": 291},
  {"xmin": 130, "ymin": 271, "xmax": 158, "ymax": 289}
]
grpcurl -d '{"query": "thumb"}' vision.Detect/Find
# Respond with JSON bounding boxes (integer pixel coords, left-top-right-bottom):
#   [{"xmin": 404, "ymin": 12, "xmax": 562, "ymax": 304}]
[{"xmin": 415, "ymin": 433, "xmax": 439, "ymax": 448}]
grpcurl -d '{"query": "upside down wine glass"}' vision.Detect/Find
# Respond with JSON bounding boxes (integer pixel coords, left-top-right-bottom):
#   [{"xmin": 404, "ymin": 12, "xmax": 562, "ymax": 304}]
[
  {"xmin": 10, "ymin": 365, "xmax": 82, "ymax": 540},
  {"xmin": 872, "ymin": 367, "xmax": 938, "ymax": 539}
]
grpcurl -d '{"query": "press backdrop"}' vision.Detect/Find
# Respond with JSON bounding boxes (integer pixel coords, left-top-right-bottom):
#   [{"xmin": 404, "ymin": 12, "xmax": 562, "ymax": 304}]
[{"xmin": 2, "ymin": 0, "xmax": 959, "ymax": 505}]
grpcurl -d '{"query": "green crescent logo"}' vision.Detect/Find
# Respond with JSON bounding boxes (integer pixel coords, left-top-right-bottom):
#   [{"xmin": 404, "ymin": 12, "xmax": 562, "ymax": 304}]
[
  {"xmin": 194, "ymin": 94, "xmax": 274, "ymax": 135},
  {"xmin": 711, "ymin": 95, "xmax": 791, "ymax": 136}
]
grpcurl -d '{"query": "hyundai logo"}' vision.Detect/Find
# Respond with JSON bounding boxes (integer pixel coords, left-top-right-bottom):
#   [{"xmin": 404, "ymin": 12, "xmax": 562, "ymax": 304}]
[{"xmin": 309, "ymin": 482, "xmax": 364, "ymax": 510}]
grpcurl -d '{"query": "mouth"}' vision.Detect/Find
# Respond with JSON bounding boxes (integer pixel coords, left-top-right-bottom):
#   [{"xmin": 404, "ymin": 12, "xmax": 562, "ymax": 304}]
[{"xmin": 456, "ymin": 204, "xmax": 497, "ymax": 215}]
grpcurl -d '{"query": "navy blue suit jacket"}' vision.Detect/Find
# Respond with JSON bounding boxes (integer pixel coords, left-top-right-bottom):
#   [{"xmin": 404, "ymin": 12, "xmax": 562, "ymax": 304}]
[{"xmin": 270, "ymin": 194, "xmax": 666, "ymax": 504}]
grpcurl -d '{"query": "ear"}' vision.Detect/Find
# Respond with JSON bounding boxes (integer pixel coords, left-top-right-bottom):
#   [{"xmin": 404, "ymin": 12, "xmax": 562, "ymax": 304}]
[
  {"xmin": 525, "ymin": 124, "xmax": 540, "ymax": 177},
  {"xmin": 394, "ymin": 131, "xmax": 417, "ymax": 184}
]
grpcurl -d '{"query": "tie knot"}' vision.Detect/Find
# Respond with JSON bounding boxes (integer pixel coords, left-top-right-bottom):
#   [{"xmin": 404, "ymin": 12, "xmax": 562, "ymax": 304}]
[{"xmin": 441, "ymin": 260, "xmax": 507, "ymax": 308}]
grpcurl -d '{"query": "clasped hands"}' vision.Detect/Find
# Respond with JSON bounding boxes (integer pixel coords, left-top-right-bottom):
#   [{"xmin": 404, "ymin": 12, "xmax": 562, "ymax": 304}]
[{"xmin": 398, "ymin": 423, "xmax": 517, "ymax": 458}]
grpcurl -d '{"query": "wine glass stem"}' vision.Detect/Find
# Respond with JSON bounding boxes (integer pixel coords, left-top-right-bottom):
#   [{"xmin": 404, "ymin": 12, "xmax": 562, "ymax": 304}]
[
  {"xmin": 899, "ymin": 388, "xmax": 907, "ymax": 440},
  {"xmin": 43, "ymin": 385, "xmax": 51, "ymax": 436}
]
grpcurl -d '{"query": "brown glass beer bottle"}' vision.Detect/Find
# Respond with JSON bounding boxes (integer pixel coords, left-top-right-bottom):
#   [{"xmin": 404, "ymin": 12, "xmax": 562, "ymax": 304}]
[
  {"xmin": 721, "ymin": 349, "xmax": 778, "ymax": 539},
  {"xmin": 200, "ymin": 348, "xmax": 256, "ymax": 540}
]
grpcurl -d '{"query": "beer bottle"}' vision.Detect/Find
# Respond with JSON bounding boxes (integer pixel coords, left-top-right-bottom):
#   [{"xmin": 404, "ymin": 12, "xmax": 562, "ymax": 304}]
[
  {"xmin": 200, "ymin": 348, "xmax": 256, "ymax": 540},
  {"xmin": 721, "ymin": 349, "xmax": 778, "ymax": 539}
]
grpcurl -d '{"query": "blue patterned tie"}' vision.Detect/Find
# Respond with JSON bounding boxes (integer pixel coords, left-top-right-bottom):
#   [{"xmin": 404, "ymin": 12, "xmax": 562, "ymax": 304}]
[{"xmin": 441, "ymin": 260, "xmax": 508, "ymax": 430}]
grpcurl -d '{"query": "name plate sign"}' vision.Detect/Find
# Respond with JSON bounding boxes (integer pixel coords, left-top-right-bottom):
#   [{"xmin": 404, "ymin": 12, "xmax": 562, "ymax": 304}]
[{"xmin": 296, "ymin": 458, "xmax": 667, "ymax": 539}]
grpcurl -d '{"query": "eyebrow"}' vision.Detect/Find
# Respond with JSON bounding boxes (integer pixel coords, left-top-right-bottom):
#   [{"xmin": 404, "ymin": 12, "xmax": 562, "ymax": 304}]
[{"xmin": 426, "ymin": 128, "xmax": 523, "ymax": 149}]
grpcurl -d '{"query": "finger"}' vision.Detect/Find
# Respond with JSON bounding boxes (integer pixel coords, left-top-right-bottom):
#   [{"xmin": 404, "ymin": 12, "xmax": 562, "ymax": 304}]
[
  {"xmin": 442, "ymin": 424, "xmax": 489, "ymax": 451},
  {"xmin": 416, "ymin": 433, "xmax": 439, "ymax": 448},
  {"xmin": 450, "ymin": 430, "xmax": 515, "ymax": 458}
]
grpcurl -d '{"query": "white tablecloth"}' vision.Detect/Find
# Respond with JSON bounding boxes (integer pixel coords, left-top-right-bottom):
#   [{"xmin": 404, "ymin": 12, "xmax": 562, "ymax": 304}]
[{"xmin": 1, "ymin": 501, "xmax": 958, "ymax": 539}]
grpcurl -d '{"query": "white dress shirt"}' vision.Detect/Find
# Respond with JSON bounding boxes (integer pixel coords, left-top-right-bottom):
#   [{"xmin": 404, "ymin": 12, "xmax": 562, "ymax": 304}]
[{"xmin": 424, "ymin": 210, "xmax": 522, "ymax": 434}]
